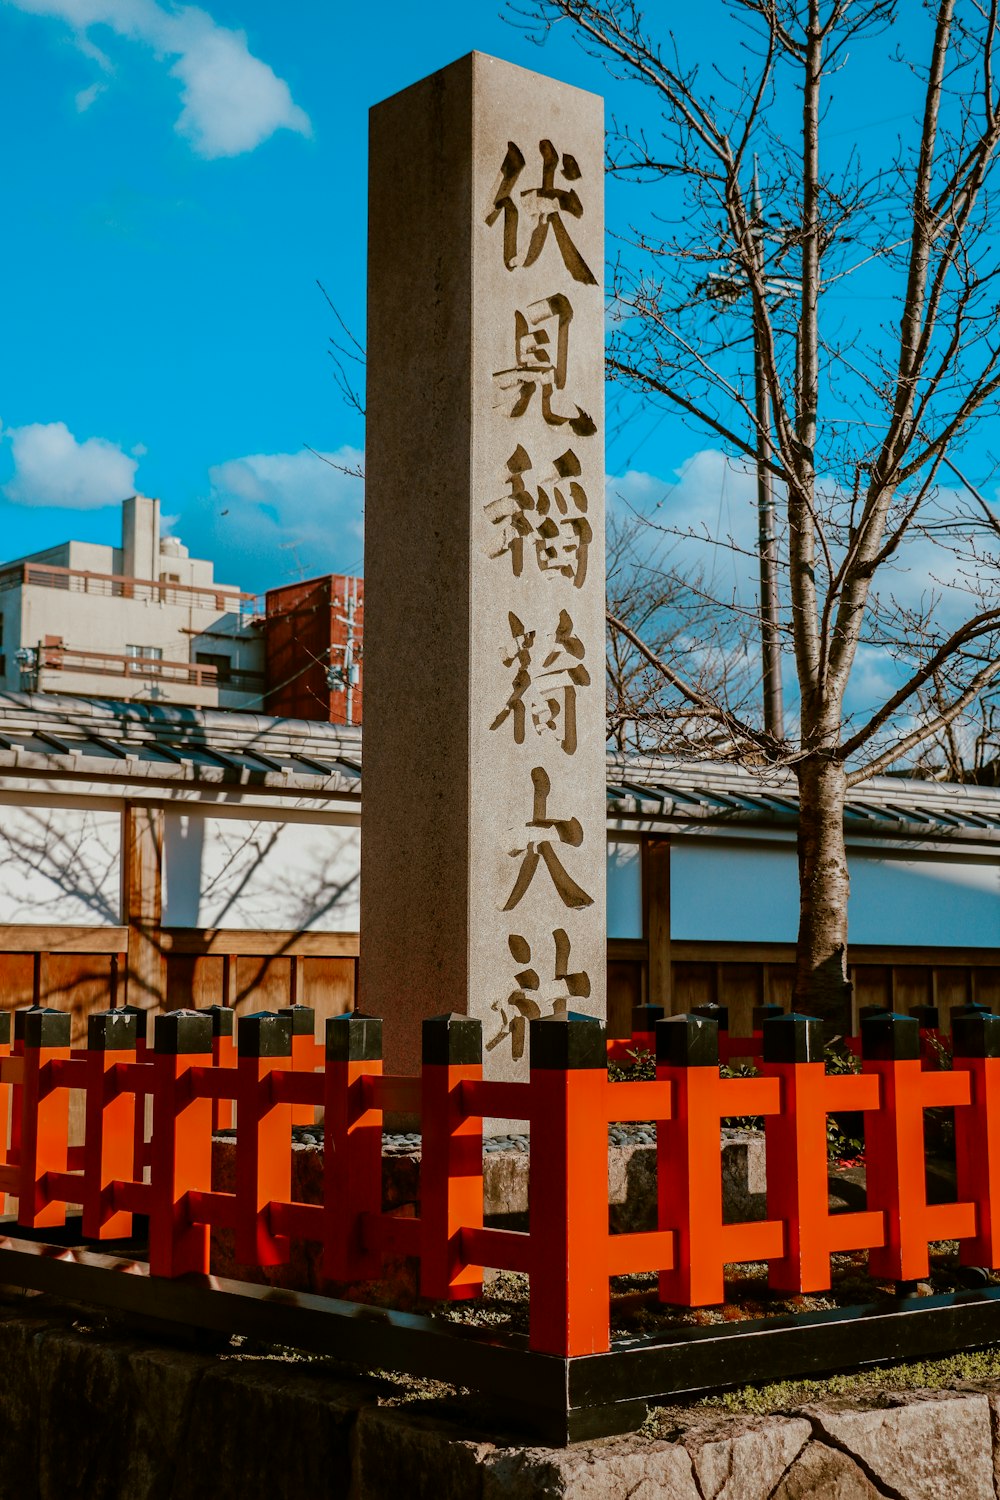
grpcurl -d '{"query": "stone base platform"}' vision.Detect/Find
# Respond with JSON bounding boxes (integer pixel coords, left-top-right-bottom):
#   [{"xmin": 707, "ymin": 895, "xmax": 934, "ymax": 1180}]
[{"xmin": 2, "ymin": 1289, "xmax": 999, "ymax": 1499}]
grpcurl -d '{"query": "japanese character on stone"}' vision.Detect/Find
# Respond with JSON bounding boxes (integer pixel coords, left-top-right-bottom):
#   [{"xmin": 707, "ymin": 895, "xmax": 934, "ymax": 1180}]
[
  {"xmin": 485, "ymin": 138, "xmax": 597, "ymax": 286},
  {"xmin": 492, "ymin": 294, "xmax": 597, "ymax": 436},
  {"xmin": 486, "ymin": 927, "xmax": 592, "ymax": 1060},
  {"xmin": 490, "ymin": 608, "xmax": 590, "ymax": 755},
  {"xmin": 503, "ymin": 766, "xmax": 593, "ymax": 912},
  {"xmin": 484, "ymin": 445, "xmax": 592, "ymax": 588}
]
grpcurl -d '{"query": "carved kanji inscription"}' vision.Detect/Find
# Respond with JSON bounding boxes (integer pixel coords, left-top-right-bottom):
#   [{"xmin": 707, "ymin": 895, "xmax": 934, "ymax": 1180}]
[
  {"xmin": 484, "ymin": 446, "xmax": 592, "ymax": 588},
  {"xmin": 487, "ymin": 927, "xmax": 592, "ymax": 1059},
  {"xmin": 490, "ymin": 608, "xmax": 590, "ymax": 755},
  {"xmin": 492, "ymin": 294, "xmax": 597, "ymax": 436},
  {"xmin": 503, "ymin": 766, "xmax": 594, "ymax": 912},
  {"xmin": 485, "ymin": 138, "xmax": 597, "ymax": 285}
]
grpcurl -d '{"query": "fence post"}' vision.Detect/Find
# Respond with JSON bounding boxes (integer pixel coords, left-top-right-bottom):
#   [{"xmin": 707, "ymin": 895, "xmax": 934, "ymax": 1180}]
[
  {"xmin": 907, "ymin": 1005, "xmax": 942, "ymax": 1066},
  {"xmin": 630, "ymin": 1004, "xmax": 664, "ymax": 1054},
  {"xmin": 863, "ymin": 1010, "xmax": 924, "ymax": 1282},
  {"xmin": 0, "ymin": 1013, "xmax": 11, "ymax": 1210},
  {"xmin": 278, "ymin": 1003, "xmax": 317, "ymax": 1126},
  {"xmin": 9, "ymin": 1006, "xmax": 33, "ymax": 1170},
  {"xmin": 204, "ymin": 1004, "xmax": 236, "ymax": 1131},
  {"xmin": 692, "ymin": 1003, "xmax": 728, "ymax": 1030},
  {"xmin": 17, "ymin": 1007, "xmax": 71, "ymax": 1231},
  {"xmin": 82, "ymin": 1009, "xmax": 138, "ymax": 1239},
  {"xmin": 235, "ymin": 1011, "xmax": 292, "ymax": 1267},
  {"xmin": 762, "ymin": 1013, "xmax": 830, "ymax": 1291},
  {"xmin": 148, "ymin": 1009, "xmax": 213, "ymax": 1278},
  {"xmin": 420, "ymin": 1014, "xmax": 482, "ymax": 1301},
  {"xmin": 656, "ymin": 1013, "xmax": 721, "ymax": 1307},
  {"xmin": 953, "ymin": 1009, "xmax": 1000, "ymax": 1270},
  {"xmin": 324, "ymin": 1012, "xmax": 383, "ymax": 1282},
  {"xmin": 528, "ymin": 1011, "xmax": 608, "ymax": 1357},
  {"xmin": 118, "ymin": 1003, "xmax": 150, "ymax": 1173}
]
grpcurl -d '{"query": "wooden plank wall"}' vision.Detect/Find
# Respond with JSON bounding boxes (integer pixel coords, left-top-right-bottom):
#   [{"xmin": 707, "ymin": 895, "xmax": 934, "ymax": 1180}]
[
  {"xmin": 607, "ymin": 945, "xmax": 1000, "ymax": 1040},
  {"xmin": 0, "ymin": 927, "xmax": 358, "ymax": 1043},
  {"xmin": 2, "ymin": 930, "xmax": 997, "ymax": 1048}
]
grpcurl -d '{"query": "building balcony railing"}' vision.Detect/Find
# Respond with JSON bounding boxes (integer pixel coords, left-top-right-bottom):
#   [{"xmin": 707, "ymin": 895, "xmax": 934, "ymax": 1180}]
[
  {"xmin": 0, "ymin": 562, "xmax": 260, "ymax": 617},
  {"xmin": 38, "ymin": 645, "xmax": 265, "ymax": 694}
]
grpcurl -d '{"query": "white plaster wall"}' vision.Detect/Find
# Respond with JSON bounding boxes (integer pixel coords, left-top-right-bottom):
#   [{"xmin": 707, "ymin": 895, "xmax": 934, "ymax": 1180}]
[
  {"xmin": 671, "ymin": 840, "xmax": 1000, "ymax": 948},
  {"xmin": 608, "ymin": 839, "xmax": 643, "ymax": 939},
  {"xmin": 162, "ymin": 813, "xmax": 361, "ymax": 932},
  {"xmin": 0, "ymin": 804, "xmax": 121, "ymax": 924}
]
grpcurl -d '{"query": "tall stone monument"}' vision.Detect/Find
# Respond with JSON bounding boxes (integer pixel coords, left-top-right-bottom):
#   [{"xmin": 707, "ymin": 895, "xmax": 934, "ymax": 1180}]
[{"xmin": 362, "ymin": 52, "xmax": 606, "ymax": 1082}]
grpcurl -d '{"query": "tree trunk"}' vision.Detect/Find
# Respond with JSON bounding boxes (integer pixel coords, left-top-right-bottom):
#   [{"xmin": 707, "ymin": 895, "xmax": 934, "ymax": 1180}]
[{"xmin": 794, "ymin": 755, "xmax": 852, "ymax": 1037}]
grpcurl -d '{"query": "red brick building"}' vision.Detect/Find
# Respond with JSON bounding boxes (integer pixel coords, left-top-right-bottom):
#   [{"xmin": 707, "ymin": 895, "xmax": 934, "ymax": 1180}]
[{"xmin": 264, "ymin": 574, "xmax": 363, "ymax": 724}]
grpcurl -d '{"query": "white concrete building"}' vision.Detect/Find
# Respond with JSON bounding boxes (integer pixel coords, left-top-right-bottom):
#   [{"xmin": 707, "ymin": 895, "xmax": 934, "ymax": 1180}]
[{"xmin": 0, "ymin": 495, "xmax": 265, "ymax": 709}]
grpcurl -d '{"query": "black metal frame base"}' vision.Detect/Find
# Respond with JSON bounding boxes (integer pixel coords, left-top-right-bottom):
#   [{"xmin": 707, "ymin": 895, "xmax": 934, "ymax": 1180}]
[{"xmin": 3, "ymin": 1236, "xmax": 1000, "ymax": 1446}]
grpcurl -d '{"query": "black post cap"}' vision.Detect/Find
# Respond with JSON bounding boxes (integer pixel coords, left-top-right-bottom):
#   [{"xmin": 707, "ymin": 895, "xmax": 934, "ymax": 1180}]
[
  {"xmin": 21, "ymin": 1007, "xmax": 71, "ymax": 1049},
  {"xmin": 763, "ymin": 1012, "xmax": 824, "ymax": 1064},
  {"xmin": 326, "ymin": 1011, "xmax": 382, "ymax": 1063},
  {"xmin": 859, "ymin": 1004, "xmax": 891, "ymax": 1023},
  {"xmin": 118, "ymin": 1004, "xmax": 150, "ymax": 1045},
  {"xmin": 692, "ymin": 1003, "xmax": 729, "ymax": 1032},
  {"xmin": 529, "ymin": 1012, "xmax": 606, "ymax": 1071},
  {"xmin": 656, "ymin": 1013, "xmax": 719, "ymax": 1068},
  {"xmin": 908, "ymin": 1005, "xmax": 940, "ymax": 1030},
  {"xmin": 278, "ymin": 1004, "xmax": 316, "ymax": 1037},
  {"xmin": 952, "ymin": 1010, "xmax": 1000, "ymax": 1060},
  {"xmin": 422, "ymin": 1013, "xmax": 482, "ymax": 1066},
  {"xmin": 861, "ymin": 1011, "xmax": 920, "ymax": 1062},
  {"xmin": 154, "ymin": 1009, "xmax": 214, "ymax": 1056},
  {"xmin": 14, "ymin": 1005, "xmax": 43, "ymax": 1043},
  {"xmin": 753, "ymin": 1004, "xmax": 785, "ymax": 1031},
  {"xmin": 202, "ymin": 1004, "xmax": 235, "ymax": 1038},
  {"xmin": 631, "ymin": 1004, "xmax": 665, "ymax": 1033},
  {"xmin": 951, "ymin": 1003, "xmax": 994, "ymax": 1023},
  {"xmin": 88, "ymin": 1009, "xmax": 138, "ymax": 1052},
  {"xmin": 238, "ymin": 1011, "xmax": 293, "ymax": 1059},
  {"xmin": 0, "ymin": 1012, "xmax": 11, "ymax": 1047}
]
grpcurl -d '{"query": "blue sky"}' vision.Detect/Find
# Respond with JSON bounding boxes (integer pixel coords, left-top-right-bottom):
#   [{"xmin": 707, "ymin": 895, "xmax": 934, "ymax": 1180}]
[
  {"xmin": 0, "ymin": 0, "xmax": 990, "ymax": 644},
  {"xmin": 0, "ymin": 0, "xmax": 628, "ymax": 594}
]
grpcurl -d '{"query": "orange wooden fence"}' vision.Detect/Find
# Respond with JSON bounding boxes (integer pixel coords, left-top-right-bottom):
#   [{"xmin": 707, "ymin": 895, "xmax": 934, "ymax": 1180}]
[{"xmin": 0, "ymin": 1000, "xmax": 995, "ymax": 1358}]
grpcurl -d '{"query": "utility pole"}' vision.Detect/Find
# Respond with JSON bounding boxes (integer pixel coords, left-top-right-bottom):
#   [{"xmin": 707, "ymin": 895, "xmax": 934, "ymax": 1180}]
[
  {"xmin": 750, "ymin": 164, "xmax": 785, "ymax": 740},
  {"xmin": 709, "ymin": 163, "xmax": 788, "ymax": 740},
  {"xmin": 327, "ymin": 577, "xmax": 361, "ymax": 726}
]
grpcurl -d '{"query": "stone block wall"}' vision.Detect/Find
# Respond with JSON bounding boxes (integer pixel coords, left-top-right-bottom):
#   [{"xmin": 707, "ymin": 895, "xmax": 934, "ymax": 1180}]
[{"xmin": 2, "ymin": 1293, "xmax": 1000, "ymax": 1498}]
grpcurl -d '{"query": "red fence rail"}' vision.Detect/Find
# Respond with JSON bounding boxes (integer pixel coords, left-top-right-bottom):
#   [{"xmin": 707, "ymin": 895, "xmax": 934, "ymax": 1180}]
[{"xmin": 0, "ymin": 999, "xmax": 993, "ymax": 1359}]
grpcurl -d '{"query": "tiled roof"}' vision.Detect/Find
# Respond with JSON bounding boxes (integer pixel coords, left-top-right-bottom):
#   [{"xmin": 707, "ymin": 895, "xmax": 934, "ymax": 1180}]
[
  {"xmin": 0, "ymin": 693, "xmax": 997, "ymax": 841},
  {"xmin": 0, "ymin": 693, "xmax": 362, "ymax": 796},
  {"xmin": 606, "ymin": 753, "xmax": 1000, "ymax": 843}
]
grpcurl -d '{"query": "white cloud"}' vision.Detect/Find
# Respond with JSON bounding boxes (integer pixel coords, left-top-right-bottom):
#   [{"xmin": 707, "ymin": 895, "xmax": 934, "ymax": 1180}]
[
  {"xmin": 608, "ymin": 448, "xmax": 760, "ymax": 604},
  {"xmin": 175, "ymin": 446, "xmax": 364, "ymax": 593},
  {"xmin": 2, "ymin": 420, "xmax": 138, "ymax": 509},
  {"xmin": 7, "ymin": 0, "xmax": 310, "ymax": 157},
  {"xmin": 607, "ymin": 447, "xmax": 998, "ymax": 735},
  {"xmin": 74, "ymin": 79, "xmax": 105, "ymax": 111}
]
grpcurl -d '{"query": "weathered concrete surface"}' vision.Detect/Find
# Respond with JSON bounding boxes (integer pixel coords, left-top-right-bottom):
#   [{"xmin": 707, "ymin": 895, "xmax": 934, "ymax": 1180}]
[
  {"xmin": 688, "ymin": 1416, "xmax": 812, "ymax": 1500},
  {"xmin": 2, "ymin": 1295, "xmax": 1000, "ymax": 1497},
  {"xmin": 363, "ymin": 52, "xmax": 607, "ymax": 1087},
  {"xmin": 807, "ymin": 1392, "xmax": 996, "ymax": 1500},
  {"xmin": 770, "ymin": 1442, "xmax": 884, "ymax": 1499}
]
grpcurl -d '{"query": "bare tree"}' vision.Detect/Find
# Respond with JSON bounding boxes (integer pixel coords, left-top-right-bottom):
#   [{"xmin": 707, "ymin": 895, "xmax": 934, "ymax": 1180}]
[
  {"xmin": 908, "ymin": 675, "xmax": 1000, "ymax": 780},
  {"xmin": 606, "ymin": 505, "xmax": 756, "ymax": 751},
  {"xmin": 511, "ymin": 0, "xmax": 1000, "ymax": 1029}
]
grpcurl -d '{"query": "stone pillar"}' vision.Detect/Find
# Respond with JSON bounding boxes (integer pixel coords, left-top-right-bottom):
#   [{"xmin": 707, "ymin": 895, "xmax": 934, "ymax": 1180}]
[{"xmin": 362, "ymin": 52, "xmax": 606, "ymax": 1082}]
